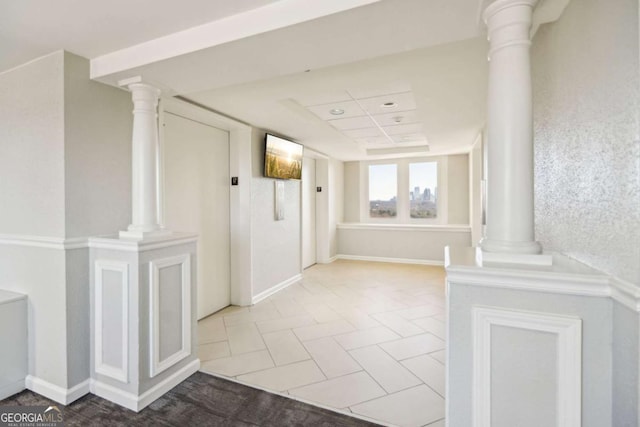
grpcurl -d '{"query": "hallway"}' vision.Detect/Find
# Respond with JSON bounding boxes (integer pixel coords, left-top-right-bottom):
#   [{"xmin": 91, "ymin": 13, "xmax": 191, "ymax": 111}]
[{"xmin": 198, "ymin": 260, "xmax": 447, "ymax": 427}]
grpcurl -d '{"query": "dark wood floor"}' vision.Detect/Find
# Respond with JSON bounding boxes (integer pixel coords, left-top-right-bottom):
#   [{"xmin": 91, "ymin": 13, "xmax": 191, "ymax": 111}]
[{"xmin": 1, "ymin": 372, "xmax": 382, "ymax": 426}]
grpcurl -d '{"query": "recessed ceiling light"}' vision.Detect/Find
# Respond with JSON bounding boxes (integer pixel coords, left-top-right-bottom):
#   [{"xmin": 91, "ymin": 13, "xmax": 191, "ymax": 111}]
[
  {"xmin": 393, "ymin": 116, "xmax": 403, "ymax": 124},
  {"xmin": 381, "ymin": 102, "xmax": 397, "ymax": 109},
  {"xmin": 330, "ymin": 108, "xmax": 345, "ymax": 115}
]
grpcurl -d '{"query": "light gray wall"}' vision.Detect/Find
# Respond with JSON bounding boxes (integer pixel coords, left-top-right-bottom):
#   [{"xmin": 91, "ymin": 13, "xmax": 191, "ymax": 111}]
[
  {"xmin": 447, "ymin": 154, "xmax": 470, "ymax": 225},
  {"xmin": 532, "ymin": 0, "xmax": 640, "ymax": 284},
  {"xmin": 250, "ymin": 129, "xmax": 301, "ymax": 296},
  {"xmin": 63, "ymin": 52, "xmax": 132, "ymax": 238},
  {"xmin": 0, "ymin": 51, "xmax": 65, "ymax": 237},
  {"xmin": 343, "ymin": 161, "xmax": 360, "ymax": 223},
  {"xmin": 0, "ymin": 51, "xmax": 132, "ymax": 392},
  {"xmin": 328, "ymin": 158, "xmax": 344, "ymax": 258}
]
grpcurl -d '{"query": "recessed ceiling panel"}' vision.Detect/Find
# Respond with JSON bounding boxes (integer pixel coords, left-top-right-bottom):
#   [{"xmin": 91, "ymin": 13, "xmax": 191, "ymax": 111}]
[
  {"xmin": 382, "ymin": 123, "xmax": 423, "ymax": 135},
  {"xmin": 306, "ymin": 100, "xmax": 365, "ymax": 120},
  {"xmin": 357, "ymin": 91, "xmax": 417, "ymax": 115},
  {"xmin": 355, "ymin": 136, "xmax": 394, "ymax": 145},
  {"xmin": 343, "ymin": 128, "xmax": 383, "ymax": 138},
  {"xmin": 372, "ymin": 110, "xmax": 420, "ymax": 127},
  {"xmin": 391, "ymin": 133, "xmax": 428, "ymax": 144},
  {"xmin": 328, "ymin": 116, "xmax": 375, "ymax": 130}
]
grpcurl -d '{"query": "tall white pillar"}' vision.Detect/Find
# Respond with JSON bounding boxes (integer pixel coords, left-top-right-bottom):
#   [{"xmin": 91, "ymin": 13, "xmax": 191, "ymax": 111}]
[
  {"xmin": 120, "ymin": 83, "xmax": 167, "ymax": 240},
  {"xmin": 479, "ymin": 0, "xmax": 543, "ymax": 256}
]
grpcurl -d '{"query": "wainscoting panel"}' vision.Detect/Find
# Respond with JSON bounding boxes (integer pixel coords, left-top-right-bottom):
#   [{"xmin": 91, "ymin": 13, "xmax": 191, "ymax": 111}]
[
  {"xmin": 149, "ymin": 254, "xmax": 191, "ymax": 378},
  {"xmin": 472, "ymin": 306, "xmax": 582, "ymax": 427},
  {"xmin": 95, "ymin": 260, "xmax": 129, "ymax": 383}
]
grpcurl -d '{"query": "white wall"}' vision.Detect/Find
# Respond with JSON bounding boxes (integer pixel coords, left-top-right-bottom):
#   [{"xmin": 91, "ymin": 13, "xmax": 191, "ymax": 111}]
[
  {"xmin": 343, "ymin": 161, "xmax": 360, "ymax": 223},
  {"xmin": 328, "ymin": 158, "xmax": 344, "ymax": 259},
  {"xmin": 447, "ymin": 154, "xmax": 470, "ymax": 224},
  {"xmin": 63, "ymin": 53, "xmax": 132, "ymax": 238},
  {"xmin": 338, "ymin": 224, "xmax": 471, "ymax": 263},
  {"xmin": 469, "ymin": 134, "xmax": 483, "ymax": 246},
  {"xmin": 0, "ymin": 52, "xmax": 65, "ymax": 237},
  {"xmin": 0, "ymin": 51, "xmax": 132, "ymax": 395},
  {"xmin": 339, "ymin": 154, "xmax": 472, "ymax": 262},
  {"xmin": 532, "ymin": 0, "xmax": 640, "ymax": 285},
  {"xmin": 250, "ymin": 129, "xmax": 301, "ymax": 296}
]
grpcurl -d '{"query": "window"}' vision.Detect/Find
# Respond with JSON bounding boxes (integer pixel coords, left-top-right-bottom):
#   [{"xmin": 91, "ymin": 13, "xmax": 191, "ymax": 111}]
[
  {"xmin": 369, "ymin": 164, "xmax": 397, "ymax": 218},
  {"xmin": 365, "ymin": 158, "xmax": 442, "ymax": 224},
  {"xmin": 409, "ymin": 162, "xmax": 437, "ymax": 219}
]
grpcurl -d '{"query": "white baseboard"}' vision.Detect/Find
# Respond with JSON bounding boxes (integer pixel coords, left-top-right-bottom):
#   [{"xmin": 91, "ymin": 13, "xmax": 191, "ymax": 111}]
[
  {"xmin": 25, "ymin": 376, "xmax": 90, "ymax": 405},
  {"xmin": 252, "ymin": 274, "xmax": 302, "ymax": 304},
  {"xmin": 336, "ymin": 254, "xmax": 444, "ymax": 266},
  {"xmin": 0, "ymin": 378, "xmax": 25, "ymax": 401},
  {"xmin": 90, "ymin": 359, "xmax": 200, "ymax": 412}
]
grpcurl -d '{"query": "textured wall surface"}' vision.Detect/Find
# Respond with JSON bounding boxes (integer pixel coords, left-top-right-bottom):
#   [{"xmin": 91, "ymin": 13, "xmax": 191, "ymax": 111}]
[
  {"xmin": 532, "ymin": 0, "xmax": 640, "ymax": 284},
  {"xmin": 250, "ymin": 129, "xmax": 301, "ymax": 296}
]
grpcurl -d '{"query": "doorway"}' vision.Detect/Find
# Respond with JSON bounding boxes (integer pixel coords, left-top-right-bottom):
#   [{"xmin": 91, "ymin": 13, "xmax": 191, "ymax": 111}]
[
  {"xmin": 302, "ymin": 157, "xmax": 317, "ymax": 269},
  {"xmin": 162, "ymin": 112, "xmax": 231, "ymax": 319}
]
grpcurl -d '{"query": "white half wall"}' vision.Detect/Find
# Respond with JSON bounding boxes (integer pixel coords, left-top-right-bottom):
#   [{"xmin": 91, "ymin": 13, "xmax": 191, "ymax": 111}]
[{"xmin": 338, "ymin": 224, "xmax": 471, "ymax": 263}]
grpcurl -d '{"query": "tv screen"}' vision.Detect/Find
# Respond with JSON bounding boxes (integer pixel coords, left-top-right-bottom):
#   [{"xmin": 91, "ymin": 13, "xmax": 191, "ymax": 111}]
[{"xmin": 264, "ymin": 134, "xmax": 303, "ymax": 180}]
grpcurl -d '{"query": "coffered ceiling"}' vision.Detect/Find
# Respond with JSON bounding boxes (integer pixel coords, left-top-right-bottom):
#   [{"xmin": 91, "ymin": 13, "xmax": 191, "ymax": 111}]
[{"xmin": 1, "ymin": 0, "xmax": 492, "ymax": 160}]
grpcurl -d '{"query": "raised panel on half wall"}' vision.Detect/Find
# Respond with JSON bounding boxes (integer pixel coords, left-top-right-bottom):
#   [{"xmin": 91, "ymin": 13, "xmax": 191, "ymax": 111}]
[
  {"xmin": 149, "ymin": 254, "xmax": 191, "ymax": 378},
  {"xmin": 472, "ymin": 306, "xmax": 582, "ymax": 427},
  {"xmin": 95, "ymin": 260, "xmax": 129, "ymax": 383}
]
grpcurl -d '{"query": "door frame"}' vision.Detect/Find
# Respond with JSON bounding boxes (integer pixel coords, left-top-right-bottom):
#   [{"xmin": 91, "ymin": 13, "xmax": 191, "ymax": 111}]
[{"xmin": 159, "ymin": 97, "xmax": 254, "ymax": 306}]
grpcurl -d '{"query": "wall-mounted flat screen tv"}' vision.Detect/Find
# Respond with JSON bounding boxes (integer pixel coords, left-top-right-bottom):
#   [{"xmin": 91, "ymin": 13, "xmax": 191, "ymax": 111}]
[{"xmin": 264, "ymin": 133, "xmax": 303, "ymax": 180}]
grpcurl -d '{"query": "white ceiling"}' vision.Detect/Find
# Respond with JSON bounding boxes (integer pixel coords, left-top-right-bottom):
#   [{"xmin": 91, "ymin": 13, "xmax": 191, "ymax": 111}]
[
  {"xmin": 1, "ymin": 0, "xmax": 490, "ymax": 161},
  {"xmin": 0, "ymin": 0, "xmax": 280, "ymax": 73}
]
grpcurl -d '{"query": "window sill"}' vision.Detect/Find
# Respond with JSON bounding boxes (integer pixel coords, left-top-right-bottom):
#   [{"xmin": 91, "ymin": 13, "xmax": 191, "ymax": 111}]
[{"xmin": 337, "ymin": 223, "xmax": 471, "ymax": 233}]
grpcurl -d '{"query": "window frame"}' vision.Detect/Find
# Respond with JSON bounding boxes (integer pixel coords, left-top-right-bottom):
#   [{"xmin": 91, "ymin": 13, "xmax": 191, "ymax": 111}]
[{"xmin": 360, "ymin": 156, "xmax": 448, "ymax": 225}]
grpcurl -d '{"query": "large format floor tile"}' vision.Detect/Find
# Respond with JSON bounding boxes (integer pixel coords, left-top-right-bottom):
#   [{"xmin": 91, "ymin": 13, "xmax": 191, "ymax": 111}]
[
  {"xmin": 197, "ymin": 260, "xmax": 447, "ymax": 427},
  {"xmin": 350, "ymin": 385, "xmax": 445, "ymax": 427},
  {"xmin": 290, "ymin": 371, "xmax": 386, "ymax": 409}
]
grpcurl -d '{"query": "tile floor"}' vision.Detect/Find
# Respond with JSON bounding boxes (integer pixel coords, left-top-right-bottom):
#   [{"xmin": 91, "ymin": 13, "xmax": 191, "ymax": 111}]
[{"xmin": 198, "ymin": 260, "xmax": 447, "ymax": 427}]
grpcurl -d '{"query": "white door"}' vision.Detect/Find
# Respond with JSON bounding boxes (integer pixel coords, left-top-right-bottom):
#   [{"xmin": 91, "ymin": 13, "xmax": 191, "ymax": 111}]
[
  {"xmin": 302, "ymin": 157, "xmax": 317, "ymax": 269},
  {"xmin": 163, "ymin": 112, "xmax": 230, "ymax": 319}
]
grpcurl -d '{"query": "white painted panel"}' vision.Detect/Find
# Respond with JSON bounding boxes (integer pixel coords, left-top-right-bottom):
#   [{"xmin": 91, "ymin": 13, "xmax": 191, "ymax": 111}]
[
  {"xmin": 163, "ymin": 112, "xmax": 230, "ymax": 319},
  {"xmin": 149, "ymin": 254, "xmax": 191, "ymax": 378},
  {"xmin": 94, "ymin": 260, "xmax": 129, "ymax": 383},
  {"xmin": 472, "ymin": 307, "xmax": 582, "ymax": 427},
  {"xmin": 158, "ymin": 264, "xmax": 183, "ymax": 361},
  {"xmin": 491, "ymin": 326, "xmax": 557, "ymax": 427},
  {"xmin": 302, "ymin": 157, "xmax": 317, "ymax": 268}
]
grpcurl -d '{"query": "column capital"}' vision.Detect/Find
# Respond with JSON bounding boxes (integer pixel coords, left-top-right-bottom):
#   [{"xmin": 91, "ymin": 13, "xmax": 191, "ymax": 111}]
[{"xmin": 478, "ymin": 0, "xmax": 571, "ymax": 37}]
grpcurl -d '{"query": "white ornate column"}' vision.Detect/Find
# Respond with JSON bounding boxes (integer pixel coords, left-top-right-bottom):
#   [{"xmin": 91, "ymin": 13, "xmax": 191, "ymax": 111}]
[
  {"xmin": 479, "ymin": 0, "xmax": 547, "ymax": 262},
  {"xmin": 89, "ymin": 80, "xmax": 199, "ymax": 412},
  {"xmin": 120, "ymin": 82, "xmax": 167, "ymax": 239}
]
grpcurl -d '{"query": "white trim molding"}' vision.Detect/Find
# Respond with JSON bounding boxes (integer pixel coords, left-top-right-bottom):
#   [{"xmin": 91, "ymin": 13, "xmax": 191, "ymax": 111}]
[
  {"xmin": 149, "ymin": 254, "xmax": 192, "ymax": 378},
  {"xmin": 0, "ymin": 234, "xmax": 88, "ymax": 250},
  {"xmin": 472, "ymin": 306, "xmax": 582, "ymax": 427},
  {"xmin": 446, "ymin": 247, "xmax": 640, "ymax": 311},
  {"xmin": 337, "ymin": 223, "xmax": 471, "ymax": 233},
  {"xmin": 90, "ymin": 359, "xmax": 200, "ymax": 412},
  {"xmin": 94, "ymin": 260, "xmax": 129, "ymax": 383},
  {"xmin": 336, "ymin": 254, "xmax": 444, "ymax": 266},
  {"xmin": 252, "ymin": 274, "xmax": 302, "ymax": 305},
  {"xmin": 25, "ymin": 376, "xmax": 90, "ymax": 405},
  {"xmin": 89, "ymin": 232, "xmax": 197, "ymax": 252}
]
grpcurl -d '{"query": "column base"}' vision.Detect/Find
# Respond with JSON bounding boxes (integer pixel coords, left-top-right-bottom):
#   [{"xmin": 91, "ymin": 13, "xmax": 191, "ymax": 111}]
[
  {"xmin": 478, "ymin": 238, "xmax": 552, "ymax": 266},
  {"xmin": 119, "ymin": 228, "xmax": 172, "ymax": 240}
]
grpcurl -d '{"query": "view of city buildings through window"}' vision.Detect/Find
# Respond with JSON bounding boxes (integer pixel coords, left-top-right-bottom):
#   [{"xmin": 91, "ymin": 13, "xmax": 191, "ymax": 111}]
[
  {"xmin": 409, "ymin": 162, "xmax": 437, "ymax": 218},
  {"xmin": 369, "ymin": 162, "xmax": 437, "ymax": 219},
  {"xmin": 369, "ymin": 164, "xmax": 397, "ymax": 217}
]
